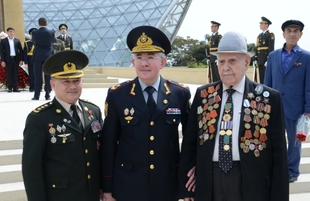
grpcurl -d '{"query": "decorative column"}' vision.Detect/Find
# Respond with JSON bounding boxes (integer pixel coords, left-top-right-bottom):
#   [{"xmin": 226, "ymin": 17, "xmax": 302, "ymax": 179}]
[{"xmin": 0, "ymin": 0, "xmax": 25, "ymax": 44}]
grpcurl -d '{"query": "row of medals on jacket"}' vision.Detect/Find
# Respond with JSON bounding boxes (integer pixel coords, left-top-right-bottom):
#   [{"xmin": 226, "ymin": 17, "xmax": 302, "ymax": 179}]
[
  {"xmin": 198, "ymin": 84, "xmax": 271, "ymax": 157},
  {"xmin": 48, "ymin": 107, "xmax": 95, "ymax": 144}
]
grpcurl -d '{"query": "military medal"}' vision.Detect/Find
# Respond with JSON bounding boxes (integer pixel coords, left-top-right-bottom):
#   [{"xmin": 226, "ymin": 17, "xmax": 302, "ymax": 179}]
[{"xmin": 49, "ymin": 126, "xmax": 57, "ymax": 144}]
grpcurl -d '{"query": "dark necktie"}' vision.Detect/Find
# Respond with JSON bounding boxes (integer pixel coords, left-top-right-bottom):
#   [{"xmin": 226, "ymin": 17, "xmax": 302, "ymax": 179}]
[
  {"xmin": 219, "ymin": 88, "xmax": 235, "ymax": 172},
  {"xmin": 145, "ymin": 86, "xmax": 156, "ymax": 115},
  {"xmin": 70, "ymin": 104, "xmax": 83, "ymax": 130}
]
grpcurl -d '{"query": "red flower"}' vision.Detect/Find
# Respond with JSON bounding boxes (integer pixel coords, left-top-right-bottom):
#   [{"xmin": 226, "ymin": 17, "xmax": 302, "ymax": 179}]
[
  {"xmin": 0, "ymin": 60, "xmax": 29, "ymax": 89},
  {"xmin": 296, "ymin": 133, "xmax": 307, "ymax": 142}
]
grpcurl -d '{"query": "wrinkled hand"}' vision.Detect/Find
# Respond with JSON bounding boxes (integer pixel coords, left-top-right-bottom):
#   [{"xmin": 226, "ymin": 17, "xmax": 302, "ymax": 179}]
[
  {"xmin": 102, "ymin": 192, "xmax": 116, "ymax": 201},
  {"xmin": 186, "ymin": 166, "xmax": 196, "ymax": 192},
  {"xmin": 1, "ymin": 61, "xmax": 6, "ymax": 67},
  {"xmin": 305, "ymin": 113, "xmax": 310, "ymax": 118},
  {"xmin": 184, "ymin": 198, "xmax": 195, "ymax": 201}
]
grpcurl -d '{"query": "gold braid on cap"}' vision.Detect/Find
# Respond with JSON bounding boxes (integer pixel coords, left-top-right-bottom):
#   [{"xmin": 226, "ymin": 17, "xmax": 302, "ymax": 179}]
[
  {"xmin": 51, "ymin": 62, "xmax": 84, "ymax": 78},
  {"xmin": 132, "ymin": 32, "xmax": 165, "ymax": 53}
]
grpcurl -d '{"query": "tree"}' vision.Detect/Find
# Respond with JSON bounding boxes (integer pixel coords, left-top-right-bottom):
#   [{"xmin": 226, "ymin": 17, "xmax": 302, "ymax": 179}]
[{"xmin": 168, "ymin": 36, "xmax": 208, "ymax": 67}]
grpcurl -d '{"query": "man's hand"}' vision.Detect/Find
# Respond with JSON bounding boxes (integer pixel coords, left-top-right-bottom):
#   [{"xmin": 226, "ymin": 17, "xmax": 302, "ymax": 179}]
[
  {"xmin": 186, "ymin": 166, "xmax": 196, "ymax": 192},
  {"xmin": 102, "ymin": 192, "xmax": 116, "ymax": 201}
]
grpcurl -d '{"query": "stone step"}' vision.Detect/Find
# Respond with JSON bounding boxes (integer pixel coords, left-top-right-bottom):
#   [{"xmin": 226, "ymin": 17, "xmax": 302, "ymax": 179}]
[
  {"xmin": 82, "ymin": 83, "xmax": 117, "ymax": 88},
  {"xmin": 0, "ymin": 183, "xmax": 26, "ymax": 201},
  {"xmin": 290, "ymin": 173, "xmax": 310, "ymax": 194},
  {"xmin": 300, "ymin": 157, "xmax": 310, "ymax": 173},
  {"xmin": 83, "ymin": 77, "xmax": 119, "ymax": 83},
  {"xmin": 302, "ymin": 142, "xmax": 310, "ymax": 157}
]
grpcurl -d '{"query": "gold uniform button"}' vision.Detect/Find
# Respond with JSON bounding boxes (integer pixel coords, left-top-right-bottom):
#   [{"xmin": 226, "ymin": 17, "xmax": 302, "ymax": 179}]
[
  {"xmin": 150, "ymin": 150, "xmax": 154, "ymax": 155},
  {"xmin": 52, "ymin": 184, "xmax": 56, "ymax": 188},
  {"xmin": 150, "ymin": 121, "xmax": 154, "ymax": 126},
  {"xmin": 83, "ymin": 137, "xmax": 86, "ymax": 141},
  {"xmin": 173, "ymin": 119, "xmax": 176, "ymax": 122},
  {"xmin": 88, "ymin": 175, "xmax": 91, "ymax": 179},
  {"xmin": 150, "ymin": 136, "xmax": 154, "ymax": 141},
  {"xmin": 85, "ymin": 149, "xmax": 88, "ymax": 154},
  {"xmin": 150, "ymin": 164, "xmax": 154, "ymax": 169},
  {"xmin": 87, "ymin": 162, "xmax": 90, "ymax": 166}
]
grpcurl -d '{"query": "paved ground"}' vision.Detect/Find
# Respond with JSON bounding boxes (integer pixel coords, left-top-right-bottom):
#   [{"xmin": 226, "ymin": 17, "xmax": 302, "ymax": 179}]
[{"xmin": 0, "ymin": 77, "xmax": 309, "ymax": 200}]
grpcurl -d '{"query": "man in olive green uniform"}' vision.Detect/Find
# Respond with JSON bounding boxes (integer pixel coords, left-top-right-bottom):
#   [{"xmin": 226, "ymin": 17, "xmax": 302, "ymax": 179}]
[
  {"xmin": 52, "ymin": 29, "xmax": 65, "ymax": 54},
  {"xmin": 255, "ymin": 17, "xmax": 275, "ymax": 83},
  {"xmin": 57, "ymin": 23, "xmax": 73, "ymax": 50},
  {"xmin": 22, "ymin": 50, "xmax": 103, "ymax": 201},
  {"xmin": 23, "ymin": 28, "xmax": 37, "ymax": 92},
  {"xmin": 207, "ymin": 21, "xmax": 222, "ymax": 82}
]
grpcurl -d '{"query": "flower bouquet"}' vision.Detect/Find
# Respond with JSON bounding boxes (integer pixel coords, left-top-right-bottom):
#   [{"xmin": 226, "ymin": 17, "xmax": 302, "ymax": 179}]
[{"xmin": 296, "ymin": 114, "xmax": 310, "ymax": 143}]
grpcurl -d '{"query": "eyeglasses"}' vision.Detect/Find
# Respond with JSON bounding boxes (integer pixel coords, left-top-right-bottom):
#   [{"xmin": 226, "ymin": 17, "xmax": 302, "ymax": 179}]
[{"xmin": 134, "ymin": 55, "xmax": 161, "ymax": 62}]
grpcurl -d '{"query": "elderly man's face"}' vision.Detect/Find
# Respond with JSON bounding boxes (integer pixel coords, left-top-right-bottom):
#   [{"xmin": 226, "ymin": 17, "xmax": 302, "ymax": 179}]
[
  {"xmin": 50, "ymin": 78, "xmax": 83, "ymax": 104},
  {"xmin": 217, "ymin": 53, "xmax": 250, "ymax": 87},
  {"xmin": 282, "ymin": 26, "xmax": 303, "ymax": 46}
]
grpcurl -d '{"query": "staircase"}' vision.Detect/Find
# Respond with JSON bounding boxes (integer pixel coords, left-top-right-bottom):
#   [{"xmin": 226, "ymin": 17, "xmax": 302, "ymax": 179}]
[
  {"xmin": 1, "ymin": 138, "xmax": 310, "ymax": 200},
  {"xmin": 82, "ymin": 69, "xmax": 119, "ymax": 88}
]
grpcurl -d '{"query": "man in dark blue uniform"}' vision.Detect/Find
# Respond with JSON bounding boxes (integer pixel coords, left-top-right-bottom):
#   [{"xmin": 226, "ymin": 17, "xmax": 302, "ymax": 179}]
[
  {"xmin": 23, "ymin": 27, "xmax": 37, "ymax": 92},
  {"xmin": 207, "ymin": 21, "xmax": 222, "ymax": 82},
  {"xmin": 22, "ymin": 50, "xmax": 103, "ymax": 201},
  {"xmin": 255, "ymin": 16, "xmax": 275, "ymax": 83},
  {"xmin": 100, "ymin": 25, "xmax": 191, "ymax": 201}
]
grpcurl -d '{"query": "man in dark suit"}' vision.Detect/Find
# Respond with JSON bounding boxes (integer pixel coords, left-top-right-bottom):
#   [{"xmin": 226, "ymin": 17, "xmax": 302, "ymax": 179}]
[
  {"xmin": 207, "ymin": 21, "xmax": 222, "ymax": 82},
  {"xmin": 100, "ymin": 26, "xmax": 191, "ymax": 201},
  {"xmin": 254, "ymin": 17, "xmax": 275, "ymax": 83},
  {"xmin": 31, "ymin": 17, "xmax": 56, "ymax": 100},
  {"xmin": 57, "ymin": 23, "xmax": 73, "ymax": 50},
  {"xmin": 265, "ymin": 20, "xmax": 310, "ymax": 183},
  {"xmin": 179, "ymin": 31, "xmax": 288, "ymax": 201},
  {"xmin": 22, "ymin": 50, "xmax": 103, "ymax": 201},
  {"xmin": 0, "ymin": 27, "xmax": 23, "ymax": 92},
  {"xmin": 23, "ymin": 28, "xmax": 37, "ymax": 92}
]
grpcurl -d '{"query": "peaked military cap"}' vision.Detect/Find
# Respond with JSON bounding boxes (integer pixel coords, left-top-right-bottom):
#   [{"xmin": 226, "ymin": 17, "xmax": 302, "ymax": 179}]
[
  {"xmin": 43, "ymin": 50, "xmax": 88, "ymax": 79},
  {"xmin": 211, "ymin": 21, "xmax": 221, "ymax": 26},
  {"xmin": 28, "ymin": 28, "xmax": 37, "ymax": 34},
  {"xmin": 281, "ymin": 20, "xmax": 304, "ymax": 31},
  {"xmin": 59, "ymin": 23, "xmax": 68, "ymax": 30},
  {"xmin": 126, "ymin": 25, "xmax": 171, "ymax": 55},
  {"xmin": 260, "ymin": 17, "xmax": 272, "ymax": 25}
]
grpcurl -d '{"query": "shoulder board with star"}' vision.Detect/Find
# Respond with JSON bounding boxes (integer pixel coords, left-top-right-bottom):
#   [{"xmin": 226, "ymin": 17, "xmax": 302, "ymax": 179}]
[
  {"xmin": 25, "ymin": 40, "xmax": 31, "ymax": 43},
  {"xmin": 32, "ymin": 101, "xmax": 54, "ymax": 114},
  {"xmin": 269, "ymin": 32, "xmax": 275, "ymax": 40},
  {"xmin": 67, "ymin": 35, "xmax": 72, "ymax": 38},
  {"xmin": 167, "ymin": 80, "xmax": 189, "ymax": 90},
  {"xmin": 218, "ymin": 33, "xmax": 222, "ymax": 39},
  {"xmin": 109, "ymin": 80, "xmax": 134, "ymax": 92}
]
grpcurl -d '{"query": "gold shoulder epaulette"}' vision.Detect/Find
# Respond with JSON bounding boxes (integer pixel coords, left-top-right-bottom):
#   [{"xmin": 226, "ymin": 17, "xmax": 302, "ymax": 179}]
[
  {"xmin": 110, "ymin": 80, "xmax": 134, "ymax": 91},
  {"xmin": 32, "ymin": 101, "xmax": 53, "ymax": 113}
]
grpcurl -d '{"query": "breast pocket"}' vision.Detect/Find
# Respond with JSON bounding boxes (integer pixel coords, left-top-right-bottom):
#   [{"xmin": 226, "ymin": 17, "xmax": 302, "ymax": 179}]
[{"xmin": 120, "ymin": 116, "xmax": 140, "ymax": 139}]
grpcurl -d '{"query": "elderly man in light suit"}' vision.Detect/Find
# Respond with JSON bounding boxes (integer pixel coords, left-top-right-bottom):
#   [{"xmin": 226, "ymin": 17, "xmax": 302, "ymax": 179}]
[{"xmin": 264, "ymin": 19, "xmax": 310, "ymax": 183}]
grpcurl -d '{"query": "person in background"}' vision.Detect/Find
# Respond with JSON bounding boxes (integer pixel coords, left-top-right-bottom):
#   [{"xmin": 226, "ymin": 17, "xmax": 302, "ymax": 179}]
[
  {"xmin": 22, "ymin": 50, "xmax": 103, "ymax": 201},
  {"xmin": 254, "ymin": 16, "xmax": 275, "ymax": 83},
  {"xmin": 0, "ymin": 27, "xmax": 23, "ymax": 92},
  {"xmin": 52, "ymin": 29, "xmax": 65, "ymax": 54},
  {"xmin": 207, "ymin": 21, "xmax": 222, "ymax": 82},
  {"xmin": 57, "ymin": 23, "xmax": 73, "ymax": 50},
  {"xmin": 100, "ymin": 25, "xmax": 191, "ymax": 201},
  {"xmin": 264, "ymin": 19, "xmax": 310, "ymax": 183},
  {"xmin": 31, "ymin": 17, "xmax": 56, "ymax": 100},
  {"xmin": 179, "ymin": 31, "xmax": 289, "ymax": 201},
  {"xmin": 23, "ymin": 27, "xmax": 37, "ymax": 92}
]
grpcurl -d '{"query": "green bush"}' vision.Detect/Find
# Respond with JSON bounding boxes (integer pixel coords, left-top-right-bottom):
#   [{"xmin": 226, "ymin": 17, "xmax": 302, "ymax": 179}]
[{"xmin": 188, "ymin": 62, "xmax": 208, "ymax": 68}]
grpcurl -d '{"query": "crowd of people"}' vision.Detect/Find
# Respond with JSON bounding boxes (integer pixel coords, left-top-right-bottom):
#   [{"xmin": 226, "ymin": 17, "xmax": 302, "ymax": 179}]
[
  {"xmin": 4, "ymin": 15, "xmax": 306, "ymax": 201},
  {"xmin": 0, "ymin": 17, "xmax": 72, "ymax": 98}
]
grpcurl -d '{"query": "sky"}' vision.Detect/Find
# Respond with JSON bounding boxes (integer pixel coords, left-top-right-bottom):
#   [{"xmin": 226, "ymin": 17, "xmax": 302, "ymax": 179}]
[{"xmin": 177, "ymin": 0, "xmax": 309, "ymax": 49}]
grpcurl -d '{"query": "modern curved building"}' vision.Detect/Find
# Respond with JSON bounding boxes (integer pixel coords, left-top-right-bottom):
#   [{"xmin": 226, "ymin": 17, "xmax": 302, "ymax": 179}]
[{"xmin": 23, "ymin": 0, "xmax": 192, "ymax": 67}]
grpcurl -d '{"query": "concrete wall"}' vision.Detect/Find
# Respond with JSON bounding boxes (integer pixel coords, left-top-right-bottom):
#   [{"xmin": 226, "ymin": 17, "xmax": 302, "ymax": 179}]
[
  {"xmin": 0, "ymin": 0, "xmax": 25, "ymax": 44},
  {"xmin": 88, "ymin": 66, "xmax": 255, "ymax": 85}
]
